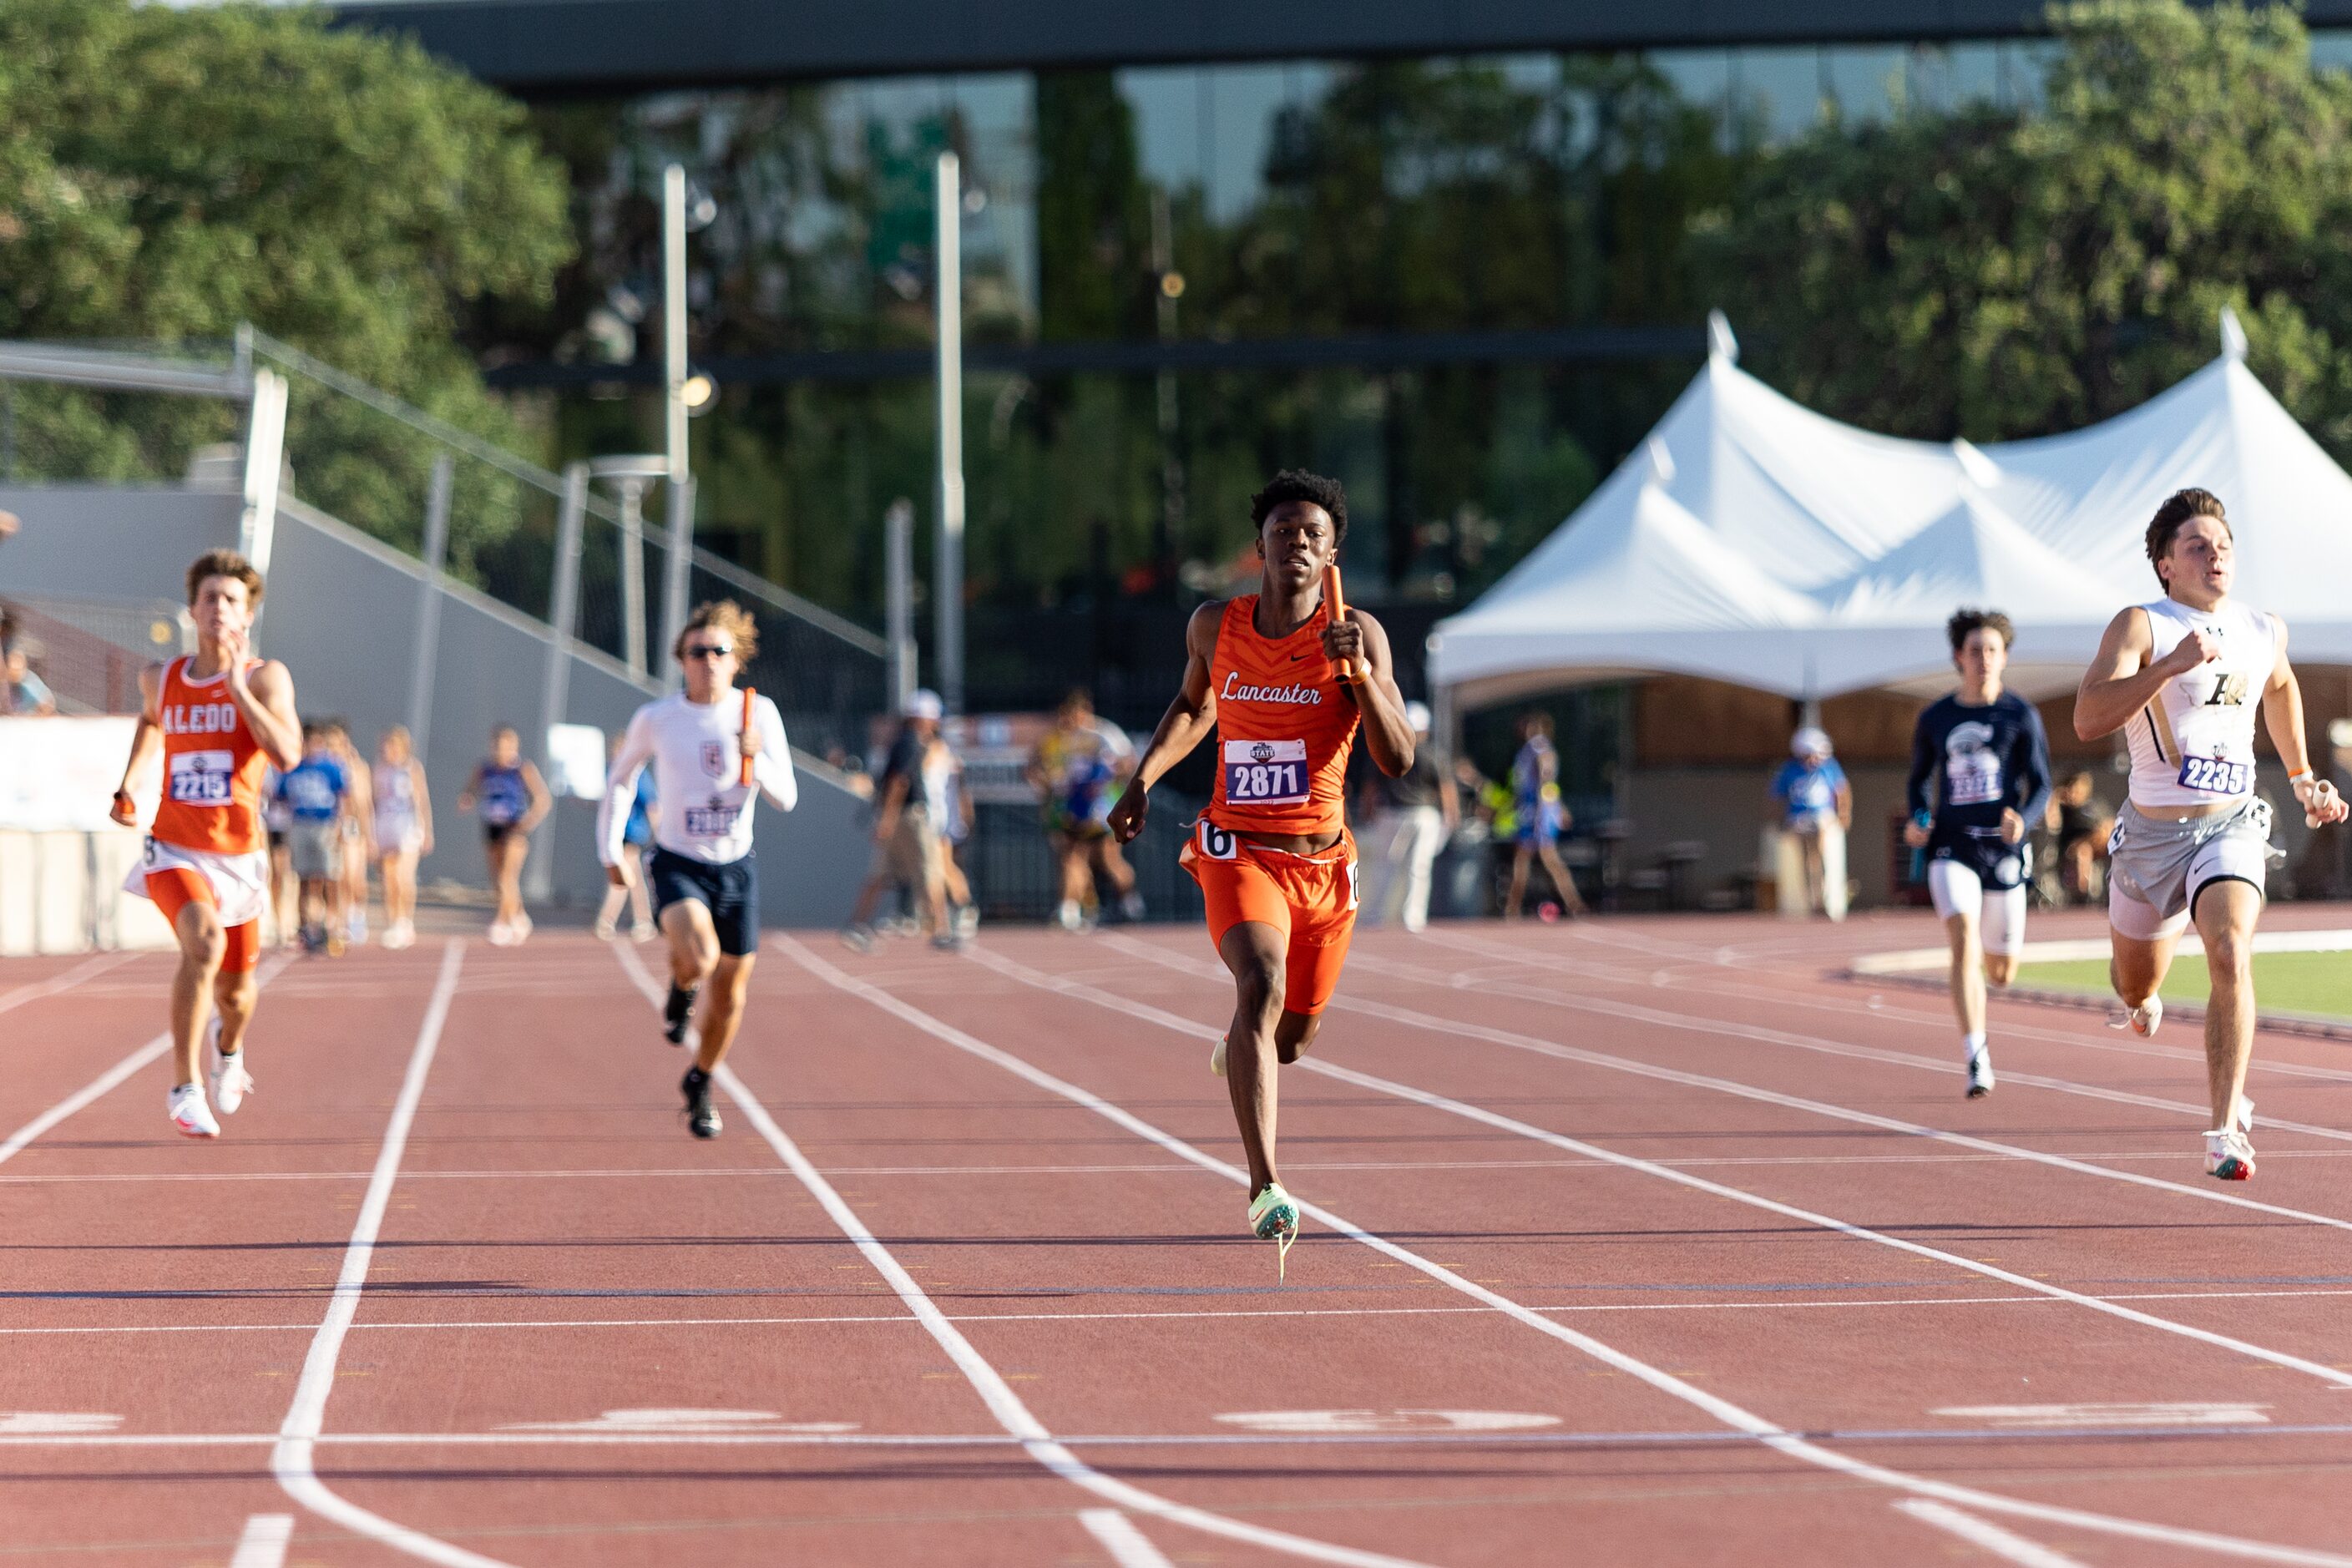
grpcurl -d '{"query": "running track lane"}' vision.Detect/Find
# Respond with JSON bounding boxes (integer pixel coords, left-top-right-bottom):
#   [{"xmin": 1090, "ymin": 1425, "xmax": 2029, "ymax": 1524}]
[
  {"xmin": 830, "ymin": 928, "xmax": 2352, "ymax": 1563},
  {"xmin": 10, "ymin": 918, "xmax": 2352, "ymax": 1562},
  {"xmin": 0, "ymin": 943, "xmax": 444, "ymax": 1564}
]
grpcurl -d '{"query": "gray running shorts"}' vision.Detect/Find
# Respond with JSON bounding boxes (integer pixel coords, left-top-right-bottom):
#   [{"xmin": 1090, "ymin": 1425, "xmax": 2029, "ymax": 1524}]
[
  {"xmin": 288, "ymin": 819, "xmax": 340, "ymax": 882},
  {"xmin": 2106, "ymin": 797, "xmax": 2279, "ymax": 941}
]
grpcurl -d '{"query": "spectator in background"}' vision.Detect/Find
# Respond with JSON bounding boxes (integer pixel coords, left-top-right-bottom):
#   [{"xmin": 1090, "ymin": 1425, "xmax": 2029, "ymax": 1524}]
[
  {"xmin": 372, "ymin": 725, "xmax": 433, "ymax": 951},
  {"xmin": 1358, "ymin": 701, "xmax": 1459, "ymax": 931},
  {"xmin": 926, "ymin": 719, "xmax": 979, "ymax": 938},
  {"xmin": 1772, "ymin": 726, "xmax": 1852, "ymax": 920},
  {"xmin": 262, "ymin": 765, "xmax": 299, "ymax": 947},
  {"xmin": 1505, "ymin": 711, "xmax": 1587, "ymax": 918},
  {"xmin": 593, "ymin": 729, "xmax": 658, "ymax": 942},
  {"xmin": 325, "ymin": 721, "xmax": 373, "ymax": 946},
  {"xmin": 458, "ymin": 723, "xmax": 552, "ymax": 947},
  {"xmin": 3, "ymin": 645, "xmax": 56, "ymax": 715},
  {"xmin": 1028, "ymin": 688, "xmax": 1145, "ymax": 929},
  {"xmin": 276, "ymin": 723, "xmax": 350, "ymax": 954},
  {"xmin": 2049, "ymin": 769, "xmax": 2113, "ymax": 904},
  {"xmin": 842, "ymin": 689, "xmax": 953, "ymax": 953}
]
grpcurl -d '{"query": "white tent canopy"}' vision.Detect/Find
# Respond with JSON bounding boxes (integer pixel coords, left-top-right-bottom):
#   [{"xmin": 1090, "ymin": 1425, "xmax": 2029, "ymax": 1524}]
[{"xmin": 1429, "ymin": 311, "xmax": 2352, "ymax": 710}]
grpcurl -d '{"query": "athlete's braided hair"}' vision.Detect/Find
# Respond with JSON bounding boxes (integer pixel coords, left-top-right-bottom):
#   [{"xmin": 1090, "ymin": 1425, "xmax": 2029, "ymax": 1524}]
[
  {"xmin": 2145, "ymin": 488, "xmax": 2231, "ymax": 586},
  {"xmin": 1250, "ymin": 469, "xmax": 1348, "ymax": 542}
]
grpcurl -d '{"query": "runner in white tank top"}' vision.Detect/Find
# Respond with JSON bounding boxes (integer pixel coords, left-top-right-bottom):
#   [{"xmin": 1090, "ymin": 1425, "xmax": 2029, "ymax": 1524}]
[{"xmin": 2072, "ymin": 489, "xmax": 2345, "ymax": 1182}]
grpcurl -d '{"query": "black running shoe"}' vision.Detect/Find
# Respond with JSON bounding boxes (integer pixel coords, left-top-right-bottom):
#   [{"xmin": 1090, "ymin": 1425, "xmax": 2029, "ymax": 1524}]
[
  {"xmin": 681, "ymin": 1066, "xmax": 721, "ymax": 1139},
  {"xmin": 663, "ymin": 983, "xmax": 699, "ymax": 1046}
]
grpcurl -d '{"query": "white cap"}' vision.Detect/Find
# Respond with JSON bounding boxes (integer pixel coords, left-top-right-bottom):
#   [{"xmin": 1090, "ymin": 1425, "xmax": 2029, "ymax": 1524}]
[
  {"xmin": 1404, "ymin": 700, "xmax": 1433, "ymax": 734},
  {"xmin": 1792, "ymin": 726, "xmax": 1832, "ymax": 759},
  {"xmin": 905, "ymin": 689, "xmax": 944, "ymax": 721}
]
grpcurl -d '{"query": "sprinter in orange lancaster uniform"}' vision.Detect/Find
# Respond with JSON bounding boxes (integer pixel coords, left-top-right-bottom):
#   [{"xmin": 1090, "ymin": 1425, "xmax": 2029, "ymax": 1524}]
[
  {"xmin": 1109, "ymin": 471, "xmax": 1416, "ymax": 1271},
  {"xmin": 110, "ymin": 550, "xmax": 304, "ymax": 1138}
]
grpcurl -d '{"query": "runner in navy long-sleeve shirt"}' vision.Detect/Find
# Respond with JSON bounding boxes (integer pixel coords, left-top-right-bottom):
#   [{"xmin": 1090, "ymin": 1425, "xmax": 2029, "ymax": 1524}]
[{"xmin": 1901, "ymin": 608, "xmax": 2053, "ymax": 1099}]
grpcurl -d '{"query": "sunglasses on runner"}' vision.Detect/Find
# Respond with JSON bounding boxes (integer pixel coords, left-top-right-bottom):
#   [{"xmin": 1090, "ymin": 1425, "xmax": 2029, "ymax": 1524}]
[{"xmin": 682, "ymin": 643, "xmax": 735, "ymax": 660}]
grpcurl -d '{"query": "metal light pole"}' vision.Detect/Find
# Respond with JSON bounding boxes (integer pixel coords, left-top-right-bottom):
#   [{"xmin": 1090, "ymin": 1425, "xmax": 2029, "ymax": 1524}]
[
  {"xmin": 885, "ymin": 498, "xmax": 917, "ymax": 712},
  {"xmin": 591, "ymin": 455, "xmax": 670, "ymax": 680},
  {"xmin": 933, "ymin": 151, "xmax": 965, "ymax": 716},
  {"xmin": 659, "ymin": 163, "xmax": 696, "ymax": 689}
]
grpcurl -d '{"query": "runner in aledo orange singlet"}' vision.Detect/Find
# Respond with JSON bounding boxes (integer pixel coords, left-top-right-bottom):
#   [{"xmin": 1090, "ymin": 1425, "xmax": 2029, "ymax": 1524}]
[
  {"xmin": 109, "ymin": 551, "xmax": 304, "ymax": 1139},
  {"xmin": 1108, "ymin": 470, "xmax": 1417, "ymax": 1270}
]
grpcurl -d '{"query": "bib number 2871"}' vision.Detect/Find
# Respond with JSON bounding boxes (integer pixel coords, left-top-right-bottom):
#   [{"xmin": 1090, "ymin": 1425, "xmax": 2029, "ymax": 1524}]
[{"xmin": 1222, "ymin": 739, "xmax": 1309, "ymax": 806}]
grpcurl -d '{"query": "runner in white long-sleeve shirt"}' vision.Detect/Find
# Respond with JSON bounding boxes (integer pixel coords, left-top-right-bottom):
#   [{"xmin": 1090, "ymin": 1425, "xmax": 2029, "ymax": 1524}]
[{"xmin": 599, "ymin": 600, "xmax": 797, "ymax": 1138}]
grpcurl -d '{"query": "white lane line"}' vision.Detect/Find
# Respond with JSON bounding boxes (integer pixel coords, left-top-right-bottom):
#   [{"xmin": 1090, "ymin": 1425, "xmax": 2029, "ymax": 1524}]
[
  {"xmin": 1897, "ymin": 1500, "xmax": 2089, "ymax": 1568},
  {"xmin": 229, "ymin": 1512, "xmax": 296, "ymax": 1568},
  {"xmin": 1399, "ymin": 932, "xmax": 2352, "ymax": 1149},
  {"xmin": 1105, "ymin": 933, "xmax": 2352, "ymax": 1238},
  {"xmin": 1040, "ymin": 943, "xmax": 2352, "ymax": 1392},
  {"xmin": 0, "ymin": 950, "xmax": 136, "ymax": 1018},
  {"xmin": 926, "ymin": 940, "xmax": 2352, "ymax": 1565},
  {"xmin": 0, "ymin": 952, "xmax": 294, "ymax": 1170},
  {"xmin": 611, "ymin": 940, "xmax": 1428, "ymax": 1568},
  {"xmin": 271, "ymin": 939, "xmax": 507, "ymax": 1568},
  {"xmin": 1078, "ymin": 1509, "xmax": 1177, "ymax": 1567}
]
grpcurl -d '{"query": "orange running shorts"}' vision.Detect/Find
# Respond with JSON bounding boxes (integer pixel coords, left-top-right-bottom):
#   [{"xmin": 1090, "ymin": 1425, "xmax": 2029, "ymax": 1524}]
[{"xmin": 1180, "ymin": 817, "xmax": 1359, "ymax": 1015}]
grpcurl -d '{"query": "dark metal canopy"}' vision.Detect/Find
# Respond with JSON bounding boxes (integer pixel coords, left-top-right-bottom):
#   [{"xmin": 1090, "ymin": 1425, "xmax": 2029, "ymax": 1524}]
[{"xmin": 324, "ymin": 0, "xmax": 2338, "ymax": 94}]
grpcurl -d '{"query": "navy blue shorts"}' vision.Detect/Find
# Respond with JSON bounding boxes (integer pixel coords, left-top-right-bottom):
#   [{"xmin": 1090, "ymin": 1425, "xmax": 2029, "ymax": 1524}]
[
  {"xmin": 647, "ymin": 847, "xmax": 759, "ymax": 957},
  {"xmin": 1929, "ymin": 831, "xmax": 2028, "ymax": 890}
]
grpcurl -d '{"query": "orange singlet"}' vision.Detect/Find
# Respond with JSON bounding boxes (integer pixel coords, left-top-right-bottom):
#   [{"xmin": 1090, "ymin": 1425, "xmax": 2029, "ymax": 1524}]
[
  {"xmin": 1181, "ymin": 593, "xmax": 1363, "ymax": 1014},
  {"xmin": 134, "ymin": 655, "xmax": 271, "ymax": 970},
  {"xmin": 152, "ymin": 655, "xmax": 270, "ymax": 855}
]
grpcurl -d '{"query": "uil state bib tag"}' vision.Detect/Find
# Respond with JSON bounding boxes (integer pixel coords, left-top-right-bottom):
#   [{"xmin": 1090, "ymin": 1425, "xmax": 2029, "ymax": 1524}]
[{"xmin": 1223, "ymin": 739, "xmax": 1309, "ymax": 805}]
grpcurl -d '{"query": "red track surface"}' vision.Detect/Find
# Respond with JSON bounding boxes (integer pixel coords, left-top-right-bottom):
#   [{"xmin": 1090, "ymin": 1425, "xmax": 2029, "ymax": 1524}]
[{"xmin": 8, "ymin": 909, "xmax": 2352, "ymax": 1565}]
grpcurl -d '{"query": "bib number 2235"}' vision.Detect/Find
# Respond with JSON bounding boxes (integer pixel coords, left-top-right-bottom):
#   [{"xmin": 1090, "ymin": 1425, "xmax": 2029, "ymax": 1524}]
[{"xmin": 2177, "ymin": 755, "xmax": 2250, "ymax": 796}]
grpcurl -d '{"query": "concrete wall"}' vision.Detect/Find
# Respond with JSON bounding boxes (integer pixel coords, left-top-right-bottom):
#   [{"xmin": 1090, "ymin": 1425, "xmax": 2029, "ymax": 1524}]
[{"xmin": 0, "ymin": 482, "xmax": 867, "ymax": 927}]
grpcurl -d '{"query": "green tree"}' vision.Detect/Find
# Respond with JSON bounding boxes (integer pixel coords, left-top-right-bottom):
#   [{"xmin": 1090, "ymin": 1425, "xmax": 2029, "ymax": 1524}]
[
  {"xmin": 1712, "ymin": 0, "xmax": 2352, "ymax": 449},
  {"xmin": 0, "ymin": 0, "xmax": 572, "ymax": 559}
]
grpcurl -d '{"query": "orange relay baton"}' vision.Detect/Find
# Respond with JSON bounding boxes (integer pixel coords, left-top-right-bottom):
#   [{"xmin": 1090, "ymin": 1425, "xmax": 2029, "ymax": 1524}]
[
  {"xmin": 1323, "ymin": 565, "xmax": 1369, "ymax": 684},
  {"xmin": 739, "ymin": 685, "xmax": 758, "ymax": 787}
]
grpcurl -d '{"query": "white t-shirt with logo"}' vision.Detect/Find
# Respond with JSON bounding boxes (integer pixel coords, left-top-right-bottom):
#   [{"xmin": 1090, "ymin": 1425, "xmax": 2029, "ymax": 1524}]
[
  {"xmin": 598, "ymin": 691, "xmax": 797, "ymax": 865},
  {"xmin": 2123, "ymin": 598, "xmax": 2278, "ymax": 811}
]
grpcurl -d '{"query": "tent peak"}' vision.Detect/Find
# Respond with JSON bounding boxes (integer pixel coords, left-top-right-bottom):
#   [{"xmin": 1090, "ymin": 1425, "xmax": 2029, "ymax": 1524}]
[
  {"xmin": 1707, "ymin": 309, "xmax": 1738, "ymax": 366},
  {"xmin": 1645, "ymin": 434, "xmax": 1677, "ymax": 487},
  {"xmin": 1950, "ymin": 437, "xmax": 2000, "ymax": 491},
  {"xmin": 2220, "ymin": 305, "xmax": 2248, "ymax": 362}
]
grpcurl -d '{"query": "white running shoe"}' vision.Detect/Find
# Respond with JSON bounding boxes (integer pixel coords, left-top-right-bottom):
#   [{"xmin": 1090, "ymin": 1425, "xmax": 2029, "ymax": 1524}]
[
  {"xmin": 1210, "ymin": 1037, "xmax": 1227, "ymax": 1077},
  {"xmin": 593, "ymin": 914, "xmax": 618, "ymax": 940},
  {"xmin": 2205, "ymin": 1126, "xmax": 2256, "ymax": 1181},
  {"xmin": 1965, "ymin": 1050, "xmax": 1995, "ymax": 1100},
  {"xmin": 209, "ymin": 1044, "xmax": 254, "ymax": 1117},
  {"xmin": 510, "ymin": 912, "xmax": 533, "ymax": 943},
  {"xmin": 346, "ymin": 912, "xmax": 368, "ymax": 946},
  {"xmin": 1055, "ymin": 899, "xmax": 1083, "ymax": 933},
  {"xmin": 168, "ymin": 1083, "xmax": 220, "ymax": 1139},
  {"xmin": 2237, "ymin": 1096, "xmax": 2255, "ymax": 1136},
  {"xmin": 631, "ymin": 918, "xmax": 657, "ymax": 942},
  {"xmin": 382, "ymin": 918, "xmax": 415, "ymax": 950},
  {"xmin": 486, "ymin": 919, "xmax": 516, "ymax": 947},
  {"xmin": 2126, "ymin": 996, "xmax": 2162, "ymax": 1038}
]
